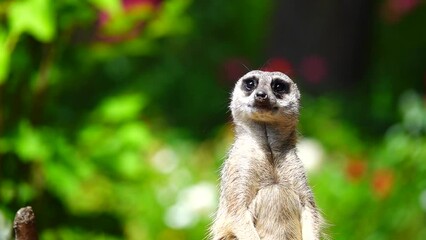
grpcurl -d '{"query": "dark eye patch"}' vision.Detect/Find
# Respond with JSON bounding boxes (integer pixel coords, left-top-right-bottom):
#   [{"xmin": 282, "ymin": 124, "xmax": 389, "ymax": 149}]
[
  {"xmin": 242, "ymin": 77, "xmax": 258, "ymax": 92},
  {"xmin": 271, "ymin": 79, "xmax": 290, "ymax": 94}
]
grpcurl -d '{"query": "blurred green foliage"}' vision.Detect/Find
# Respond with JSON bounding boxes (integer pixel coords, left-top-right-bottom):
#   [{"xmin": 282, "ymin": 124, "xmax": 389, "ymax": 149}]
[{"xmin": 0, "ymin": 0, "xmax": 426, "ymax": 239}]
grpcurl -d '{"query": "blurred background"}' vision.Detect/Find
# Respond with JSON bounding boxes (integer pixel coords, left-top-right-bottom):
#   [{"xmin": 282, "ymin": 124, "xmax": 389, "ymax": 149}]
[{"xmin": 0, "ymin": 0, "xmax": 426, "ymax": 239}]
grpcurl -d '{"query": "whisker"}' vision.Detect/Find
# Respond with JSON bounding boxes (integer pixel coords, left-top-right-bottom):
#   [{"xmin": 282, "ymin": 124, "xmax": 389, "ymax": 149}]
[
  {"xmin": 260, "ymin": 58, "xmax": 272, "ymax": 71},
  {"xmin": 240, "ymin": 62, "xmax": 251, "ymax": 73}
]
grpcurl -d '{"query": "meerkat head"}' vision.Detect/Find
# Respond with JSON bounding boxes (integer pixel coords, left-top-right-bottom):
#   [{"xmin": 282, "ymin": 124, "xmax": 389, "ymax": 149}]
[{"xmin": 230, "ymin": 70, "xmax": 301, "ymax": 124}]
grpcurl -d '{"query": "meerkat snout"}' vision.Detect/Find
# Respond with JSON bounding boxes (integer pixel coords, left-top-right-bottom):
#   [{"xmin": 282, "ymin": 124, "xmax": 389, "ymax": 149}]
[
  {"xmin": 254, "ymin": 90, "xmax": 272, "ymax": 110},
  {"xmin": 254, "ymin": 90, "xmax": 268, "ymax": 102}
]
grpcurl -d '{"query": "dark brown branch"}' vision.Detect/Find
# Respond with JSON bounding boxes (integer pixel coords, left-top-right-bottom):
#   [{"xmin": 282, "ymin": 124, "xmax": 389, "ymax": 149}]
[{"xmin": 13, "ymin": 206, "xmax": 38, "ymax": 240}]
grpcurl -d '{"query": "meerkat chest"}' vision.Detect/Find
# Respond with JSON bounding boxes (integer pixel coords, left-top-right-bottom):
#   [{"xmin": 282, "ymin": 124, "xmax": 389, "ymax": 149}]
[{"xmin": 229, "ymin": 140, "xmax": 294, "ymax": 188}]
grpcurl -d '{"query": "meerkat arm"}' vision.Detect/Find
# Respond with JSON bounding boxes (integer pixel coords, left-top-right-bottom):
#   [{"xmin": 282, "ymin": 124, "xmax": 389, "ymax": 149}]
[
  {"xmin": 288, "ymin": 160, "xmax": 322, "ymax": 240},
  {"xmin": 232, "ymin": 209, "xmax": 260, "ymax": 240},
  {"xmin": 301, "ymin": 206, "xmax": 319, "ymax": 240},
  {"xmin": 211, "ymin": 205, "xmax": 260, "ymax": 240},
  {"xmin": 212, "ymin": 161, "xmax": 261, "ymax": 240}
]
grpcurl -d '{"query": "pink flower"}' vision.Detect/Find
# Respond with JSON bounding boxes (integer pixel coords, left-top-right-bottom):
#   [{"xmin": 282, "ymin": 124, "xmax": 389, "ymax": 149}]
[
  {"xmin": 382, "ymin": 0, "xmax": 421, "ymax": 23},
  {"xmin": 96, "ymin": 0, "xmax": 162, "ymax": 43},
  {"xmin": 299, "ymin": 55, "xmax": 328, "ymax": 84},
  {"xmin": 261, "ymin": 57, "xmax": 294, "ymax": 77},
  {"xmin": 221, "ymin": 58, "xmax": 251, "ymax": 84},
  {"xmin": 122, "ymin": 0, "xmax": 161, "ymax": 11},
  {"xmin": 98, "ymin": 11, "xmax": 110, "ymax": 26}
]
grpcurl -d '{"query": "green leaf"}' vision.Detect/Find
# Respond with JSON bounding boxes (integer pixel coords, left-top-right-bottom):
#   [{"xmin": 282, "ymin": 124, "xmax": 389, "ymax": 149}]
[
  {"xmin": 117, "ymin": 122, "xmax": 151, "ymax": 148},
  {"xmin": 147, "ymin": 0, "xmax": 192, "ymax": 38},
  {"xmin": 97, "ymin": 94, "xmax": 146, "ymax": 123},
  {"xmin": 8, "ymin": 0, "xmax": 55, "ymax": 42},
  {"xmin": 89, "ymin": 0, "xmax": 121, "ymax": 15},
  {"xmin": 44, "ymin": 162, "xmax": 80, "ymax": 201},
  {"xmin": 0, "ymin": 29, "xmax": 9, "ymax": 84},
  {"xmin": 17, "ymin": 183, "xmax": 36, "ymax": 203},
  {"xmin": 14, "ymin": 122, "xmax": 50, "ymax": 162},
  {"xmin": 117, "ymin": 151, "xmax": 143, "ymax": 179},
  {"xmin": 0, "ymin": 181, "xmax": 15, "ymax": 204}
]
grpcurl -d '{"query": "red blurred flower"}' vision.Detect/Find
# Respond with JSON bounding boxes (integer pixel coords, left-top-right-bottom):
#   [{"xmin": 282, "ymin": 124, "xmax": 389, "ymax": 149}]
[
  {"xmin": 98, "ymin": 11, "xmax": 110, "ymax": 26},
  {"xmin": 96, "ymin": 0, "xmax": 162, "ymax": 43},
  {"xmin": 122, "ymin": 0, "xmax": 161, "ymax": 10},
  {"xmin": 221, "ymin": 58, "xmax": 251, "ymax": 84},
  {"xmin": 372, "ymin": 169, "xmax": 394, "ymax": 199},
  {"xmin": 382, "ymin": 0, "xmax": 421, "ymax": 23},
  {"xmin": 261, "ymin": 58, "xmax": 294, "ymax": 77},
  {"xmin": 346, "ymin": 159, "xmax": 367, "ymax": 182},
  {"xmin": 299, "ymin": 55, "xmax": 328, "ymax": 84}
]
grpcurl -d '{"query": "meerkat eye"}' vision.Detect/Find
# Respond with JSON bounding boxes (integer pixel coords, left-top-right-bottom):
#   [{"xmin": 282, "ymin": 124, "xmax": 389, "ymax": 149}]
[
  {"xmin": 242, "ymin": 77, "xmax": 258, "ymax": 91},
  {"xmin": 271, "ymin": 79, "xmax": 290, "ymax": 94}
]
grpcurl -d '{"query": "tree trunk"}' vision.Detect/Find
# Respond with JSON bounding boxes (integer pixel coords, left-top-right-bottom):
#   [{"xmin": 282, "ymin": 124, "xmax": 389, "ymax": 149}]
[{"xmin": 13, "ymin": 206, "xmax": 38, "ymax": 240}]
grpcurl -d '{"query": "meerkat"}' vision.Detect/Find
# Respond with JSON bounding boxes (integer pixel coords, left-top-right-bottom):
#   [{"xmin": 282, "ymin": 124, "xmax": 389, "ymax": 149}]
[{"xmin": 211, "ymin": 70, "xmax": 324, "ymax": 240}]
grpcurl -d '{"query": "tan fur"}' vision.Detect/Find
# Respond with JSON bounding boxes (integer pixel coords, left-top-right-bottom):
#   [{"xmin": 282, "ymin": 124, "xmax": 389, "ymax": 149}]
[{"xmin": 211, "ymin": 71, "xmax": 324, "ymax": 240}]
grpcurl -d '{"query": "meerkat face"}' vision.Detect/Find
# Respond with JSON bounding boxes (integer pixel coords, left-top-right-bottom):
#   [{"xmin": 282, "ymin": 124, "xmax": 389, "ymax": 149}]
[{"xmin": 231, "ymin": 70, "xmax": 300, "ymax": 123}]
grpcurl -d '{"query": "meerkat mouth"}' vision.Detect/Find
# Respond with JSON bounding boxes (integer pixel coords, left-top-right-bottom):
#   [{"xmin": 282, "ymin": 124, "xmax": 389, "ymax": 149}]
[{"xmin": 250, "ymin": 103, "xmax": 279, "ymax": 112}]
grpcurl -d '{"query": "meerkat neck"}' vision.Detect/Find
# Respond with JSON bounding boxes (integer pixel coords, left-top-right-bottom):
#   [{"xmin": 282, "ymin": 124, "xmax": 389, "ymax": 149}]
[{"xmin": 234, "ymin": 120, "xmax": 298, "ymax": 153}]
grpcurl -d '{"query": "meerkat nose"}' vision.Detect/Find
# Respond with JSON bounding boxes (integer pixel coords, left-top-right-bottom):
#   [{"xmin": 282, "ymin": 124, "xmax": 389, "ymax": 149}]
[{"xmin": 255, "ymin": 91, "xmax": 268, "ymax": 101}]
